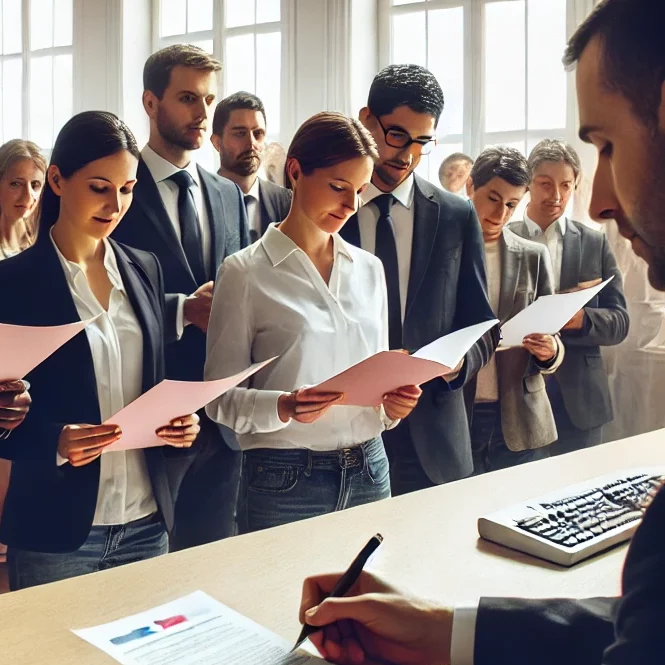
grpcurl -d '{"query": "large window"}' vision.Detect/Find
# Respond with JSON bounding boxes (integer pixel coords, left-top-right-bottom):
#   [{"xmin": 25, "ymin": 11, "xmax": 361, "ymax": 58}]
[
  {"xmin": 155, "ymin": 0, "xmax": 282, "ymax": 140},
  {"xmin": 0, "ymin": 0, "xmax": 73, "ymax": 150},
  {"xmin": 383, "ymin": 0, "xmax": 569, "ymax": 184}
]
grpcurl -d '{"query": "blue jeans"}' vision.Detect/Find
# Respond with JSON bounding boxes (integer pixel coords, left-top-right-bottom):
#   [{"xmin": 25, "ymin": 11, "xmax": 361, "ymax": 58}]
[
  {"xmin": 471, "ymin": 402, "xmax": 550, "ymax": 474},
  {"xmin": 238, "ymin": 437, "xmax": 390, "ymax": 534},
  {"xmin": 7, "ymin": 513, "xmax": 168, "ymax": 590}
]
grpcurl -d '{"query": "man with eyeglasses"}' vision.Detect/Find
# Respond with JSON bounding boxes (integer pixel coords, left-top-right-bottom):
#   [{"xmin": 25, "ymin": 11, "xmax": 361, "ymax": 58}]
[{"xmin": 341, "ymin": 64, "xmax": 498, "ymax": 495}]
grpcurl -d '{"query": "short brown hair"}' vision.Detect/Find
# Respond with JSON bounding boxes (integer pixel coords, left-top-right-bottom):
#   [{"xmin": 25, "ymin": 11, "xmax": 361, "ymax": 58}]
[
  {"xmin": 285, "ymin": 112, "xmax": 379, "ymax": 190},
  {"xmin": 143, "ymin": 44, "xmax": 221, "ymax": 99},
  {"xmin": 563, "ymin": 0, "xmax": 665, "ymax": 128},
  {"xmin": 528, "ymin": 139, "xmax": 581, "ymax": 183}
]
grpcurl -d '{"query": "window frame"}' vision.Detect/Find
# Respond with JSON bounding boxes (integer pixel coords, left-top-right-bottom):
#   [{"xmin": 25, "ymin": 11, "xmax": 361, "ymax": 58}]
[
  {"xmin": 379, "ymin": 0, "xmax": 576, "ymax": 181},
  {"xmin": 152, "ymin": 0, "xmax": 283, "ymax": 142},
  {"xmin": 0, "ymin": 0, "xmax": 74, "ymax": 148}
]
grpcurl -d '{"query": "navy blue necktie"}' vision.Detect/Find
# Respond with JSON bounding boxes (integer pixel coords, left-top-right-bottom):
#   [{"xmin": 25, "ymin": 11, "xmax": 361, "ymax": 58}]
[
  {"xmin": 373, "ymin": 194, "xmax": 403, "ymax": 350},
  {"xmin": 169, "ymin": 170, "xmax": 206, "ymax": 284}
]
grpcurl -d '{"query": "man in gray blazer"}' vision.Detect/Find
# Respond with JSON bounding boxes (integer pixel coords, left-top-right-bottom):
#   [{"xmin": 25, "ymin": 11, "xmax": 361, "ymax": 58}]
[
  {"xmin": 464, "ymin": 147, "xmax": 564, "ymax": 473},
  {"xmin": 509, "ymin": 140, "xmax": 629, "ymax": 455}
]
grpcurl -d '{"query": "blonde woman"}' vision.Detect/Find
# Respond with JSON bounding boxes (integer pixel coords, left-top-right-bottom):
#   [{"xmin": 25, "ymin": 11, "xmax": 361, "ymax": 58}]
[
  {"xmin": 0, "ymin": 139, "xmax": 46, "ymax": 259},
  {"xmin": 0, "ymin": 140, "xmax": 45, "ymax": 566}
]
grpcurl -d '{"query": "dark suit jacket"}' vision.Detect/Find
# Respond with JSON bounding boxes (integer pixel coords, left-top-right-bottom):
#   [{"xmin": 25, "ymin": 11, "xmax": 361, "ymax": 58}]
[
  {"xmin": 113, "ymin": 158, "xmax": 249, "ymax": 382},
  {"xmin": 475, "ymin": 484, "xmax": 665, "ymax": 664},
  {"xmin": 0, "ymin": 234, "xmax": 190, "ymax": 553},
  {"xmin": 341, "ymin": 174, "xmax": 498, "ymax": 483},
  {"xmin": 258, "ymin": 178, "xmax": 292, "ymax": 235},
  {"xmin": 510, "ymin": 219, "xmax": 629, "ymax": 430}
]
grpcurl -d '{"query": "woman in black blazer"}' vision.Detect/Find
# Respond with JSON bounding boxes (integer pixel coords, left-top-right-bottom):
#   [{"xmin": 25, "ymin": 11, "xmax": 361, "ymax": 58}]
[{"xmin": 0, "ymin": 111, "xmax": 199, "ymax": 590}]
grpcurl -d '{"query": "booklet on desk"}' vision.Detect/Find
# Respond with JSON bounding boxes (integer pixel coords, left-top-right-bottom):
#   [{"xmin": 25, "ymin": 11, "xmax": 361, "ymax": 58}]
[
  {"xmin": 73, "ymin": 590, "xmax": 328, "ymax": 665},
  {"xmin": 104, "ymin": 358, "xmax": 276, "ymax": 452},
  {"xmin": 500, "ymin": 276, "xmax": 613, "ymax": 347},
  {"xmin": 0, "ymin": 318, "xmax": 94, "ymax": 381},
  {"xmin": 316, "ymin": 319, "xmax": 499, "ymax": 407}
]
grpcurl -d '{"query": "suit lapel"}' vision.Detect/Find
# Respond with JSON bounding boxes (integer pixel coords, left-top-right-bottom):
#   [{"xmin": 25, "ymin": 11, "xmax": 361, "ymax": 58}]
[
  {"xmin": 498, "ymin": 233, "xmax": 521, "ymax": 323},
  {"xmin": 406, "ymin": 177, "xmax": 439, "ymax": 313},
  {"xmin": 198, "ymin": 166, "xmax": 225, "ymax": 276},
  {"xmin": 258, "ymin": 180, "xmax": 277, "ymax": 234},
  {"xmin": 29, "ymin": 235, "xmax": 100, "ymax": 417},
  {"xmin": 112, "ymin": 243, "xmax": 159, "ymax": 391},
  {"xmin": 559, "ymin": 219, "xmax": 581, "ymax": 292},
  {"xmin": 134, "ymin": 159, "xmax": 193, "ymax": 280}
]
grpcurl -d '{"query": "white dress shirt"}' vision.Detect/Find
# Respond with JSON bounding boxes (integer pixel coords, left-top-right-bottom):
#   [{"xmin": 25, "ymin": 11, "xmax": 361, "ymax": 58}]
[
  {"xmin": 205, "ymin": 224, "xmax": 394, "ymax": 451},
  {"xmin": 243, "ymin": 176, "xmax": 262, "ymax": 240},
  {"xmin": 475, "ymin": 241, "xmax": 502, "ymax": 402},
  {"xmin": 142, "ymin": 144, "xmax": 212, "ymax": 334},
  {"xmin": 357, "ymin": 174, "xmax": 415, "ymax": 322},
  {"xmin": 523, "ymin": 213, "xmax": 567, "ymax": 291},
  {"xmin": 52, "ymin": 232, "xmax": 157, "ymax": 526}
]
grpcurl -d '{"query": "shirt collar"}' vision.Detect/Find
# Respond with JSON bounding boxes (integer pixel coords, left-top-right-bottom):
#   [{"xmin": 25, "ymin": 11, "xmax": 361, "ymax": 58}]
[
  {"xmin": 524, "ymin": 211, "xmax": 567, "ymax": 238},
  {"xmin": 50, "ymin": 229, "xmax": 125, "ymax": 292},
  {"xmin": 361, "ymin": 173, "xmax": 415, "ymax": 210},
  {"xmin": 261, "ymin": 223, "xmax": 354, "ymax": 267},
  {"xmin": 141, "ymin": 144, "xmax": 200, "ymax": 187},
  {"xmin": 246, "ymin": 177, "xmax": 260, "ymax": 201}
]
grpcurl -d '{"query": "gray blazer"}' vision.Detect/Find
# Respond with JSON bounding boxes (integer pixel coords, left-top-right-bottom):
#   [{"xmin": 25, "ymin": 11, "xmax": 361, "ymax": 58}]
[
  {"xmin": 509, "ymin": 218, "xmax": 629, "ymax": 430},
  {"xmin": 467, "ymin": 228, "xmax": 563, "ymax": 451}
]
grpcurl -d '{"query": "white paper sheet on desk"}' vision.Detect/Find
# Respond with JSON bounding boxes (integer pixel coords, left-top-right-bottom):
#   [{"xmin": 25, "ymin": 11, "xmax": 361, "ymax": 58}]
[
  {"xmin": 104, "ymin": 358, "xmax": 276, "ymax": 452},
  {"xmin": 73, "ymin": 590, "xmax": 328, "ymax": 665},
  {"xmin": 500, "ymin": 277, "xmax": 613, "ymax": 347},
  {"xmin": 0, "ymin": 318, "xmax": 93, "ymax": 381},
  {"xmin": 316, "ymin": 319, "xmax": 499, "ymax": 407}
]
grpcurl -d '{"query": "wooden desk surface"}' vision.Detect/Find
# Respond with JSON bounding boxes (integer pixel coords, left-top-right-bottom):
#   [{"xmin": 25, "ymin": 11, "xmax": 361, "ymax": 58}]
[{"xmin": 2, "ymin": 430, "xmax": 664, "ymax": 664}]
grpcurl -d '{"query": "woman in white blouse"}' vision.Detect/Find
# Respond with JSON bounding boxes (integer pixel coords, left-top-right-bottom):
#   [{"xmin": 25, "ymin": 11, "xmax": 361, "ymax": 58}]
[
  {"xmin": 205, "ymin": 112, "xmax": 421, "ymax": 533},
  {"xmin": 0, "ymin": 112, "xmax": 199, "ymax": 589}
]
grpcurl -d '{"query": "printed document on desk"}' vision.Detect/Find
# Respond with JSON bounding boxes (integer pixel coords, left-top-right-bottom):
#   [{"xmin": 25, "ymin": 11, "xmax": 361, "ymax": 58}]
[
  {"xmin": 316, "ymin": 319, "xmax": 498, "ymax": 407},
  {"xmin": 500, "ymin": 277, "xmax": 613, "ymax": 347},
  {"xmin": 73, "ymin": 590, "xmax": 328, "ymax": 665},
  {"xmin": 104, "ymin": 358, "xmax": 276, "ymax": 452},
  {"xmin": 0, "ymin": 318, "xmax": 93, "ymax": 381}
]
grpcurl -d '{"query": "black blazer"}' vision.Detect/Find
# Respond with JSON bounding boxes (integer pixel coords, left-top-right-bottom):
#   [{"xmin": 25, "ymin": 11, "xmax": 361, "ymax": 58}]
[
  {"xmin": 341, "ymin": 174, "xmax": 499, "ymax": 483},
  {"xmin": 258, "ymin": 178, "xmax": 292, "ymax": 235},
  {"xmin": 0, "ymin": 234, "xmax": 190, "ymax": 553},
  {"xmin": 510, "ymin": 219, "xmax": 629, "ymax": 429},
  {"xmin": 475, "ymin": 484, "xmax": 665, "ymax": 664},
  {"xmin": 113, "ymin": 158, "xmax": 250, "ymax": 382}
]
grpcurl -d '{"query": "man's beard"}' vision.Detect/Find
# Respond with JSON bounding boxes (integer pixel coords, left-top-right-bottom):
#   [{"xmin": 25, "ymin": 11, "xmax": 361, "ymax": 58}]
[
  {"xmin": 223, "ymin": 152, "xmax": 260, "ymax": 177},
  {"xmin": 634, "ymin": 132, "xmax": 665, "ymax": 290},
  {"xmin": 156, "ymin": 107, "xmax": 201, "ymax": 151}
]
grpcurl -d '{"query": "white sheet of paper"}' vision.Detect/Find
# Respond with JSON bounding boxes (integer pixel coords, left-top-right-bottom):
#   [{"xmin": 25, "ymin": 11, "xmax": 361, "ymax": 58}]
[
  {"xmin": 104, "ymin": 358, "xmax": 276, "ymax": 452},
  {"xmin": 73, "ymin": 590, "xmax": 328, "ymax": 665},
  {"xmin": 0, "ymin": 318, "xmax": 93, "ymax": 381},
  {"xmin": 412, "ymin": 319, "xmax": 499, "ymax": 365},
  {"xmin": 500, "ymin": 277, "xmax": 614, "ymax": 347}
]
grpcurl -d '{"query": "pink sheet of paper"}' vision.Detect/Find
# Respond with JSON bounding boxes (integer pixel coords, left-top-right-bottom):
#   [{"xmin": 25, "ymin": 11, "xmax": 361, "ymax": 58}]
[
  {"xmin": 316, "ymin": 319, "xmax": 499, "ymax": 407},
  {"xmin": 104, "ymin": 358, "xmax": 276, "ymax": 452},
  {"xmin": 0, "ymin": 319, "xmax": 93, "ymax": 381}
]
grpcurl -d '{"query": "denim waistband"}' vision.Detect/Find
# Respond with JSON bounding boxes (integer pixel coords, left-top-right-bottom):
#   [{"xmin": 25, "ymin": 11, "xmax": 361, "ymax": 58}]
[{"xmin": 243, "ymin": 437, "xmax": 384, "ymax": 471}]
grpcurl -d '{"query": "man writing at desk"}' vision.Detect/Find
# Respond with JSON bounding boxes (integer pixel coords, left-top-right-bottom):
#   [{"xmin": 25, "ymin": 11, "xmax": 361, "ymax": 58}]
[{"xmin": 299, "ymin": 0, "xmax": 665, "ymax": 662}]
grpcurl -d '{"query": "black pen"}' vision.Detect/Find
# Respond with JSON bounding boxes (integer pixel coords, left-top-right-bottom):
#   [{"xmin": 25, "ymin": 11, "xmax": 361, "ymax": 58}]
[{"xmin": 292, "ymin": 533, "xmax": 384, "ymax": 652}]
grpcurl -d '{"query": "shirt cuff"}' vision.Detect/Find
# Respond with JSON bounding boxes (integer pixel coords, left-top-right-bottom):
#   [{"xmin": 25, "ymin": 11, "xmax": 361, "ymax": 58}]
[
  {"xmin": 177, "ymin": 294, "xmax": 191, "ymax": 339},
  {"xmin": 250, "ymin": 390, "xmax": 293, "ymax": 434},
  {"xmin": 377, "ymin": 405, "xmax": 400, "ymax": 431},
  {"xmin": 450, "ymin": 604, "xmax": 478, "ymax": 665},
  {"xmin": 56, "ymin": 451, "xmax": 69, "ymax": 467}
]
